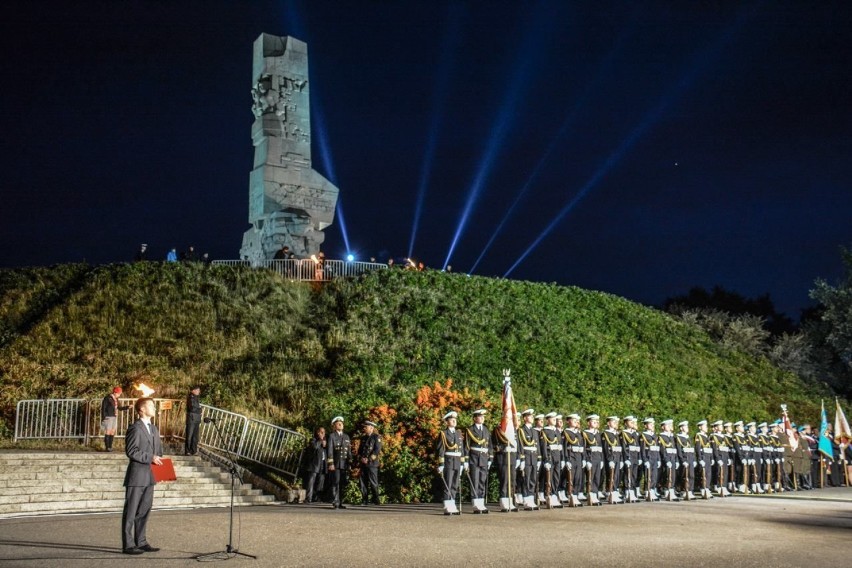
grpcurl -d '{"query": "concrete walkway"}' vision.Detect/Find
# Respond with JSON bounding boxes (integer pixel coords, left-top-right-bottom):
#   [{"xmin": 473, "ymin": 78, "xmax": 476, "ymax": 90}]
[{"xmin": 0, "ymin": 492, "xmax": 850, "ymax": 567}]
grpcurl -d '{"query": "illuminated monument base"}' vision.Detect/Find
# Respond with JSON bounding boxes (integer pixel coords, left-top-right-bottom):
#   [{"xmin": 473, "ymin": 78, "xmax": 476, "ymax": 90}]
[{"xmin": 240, "ymin": 34, "xmax": 338, "ymax": 261}]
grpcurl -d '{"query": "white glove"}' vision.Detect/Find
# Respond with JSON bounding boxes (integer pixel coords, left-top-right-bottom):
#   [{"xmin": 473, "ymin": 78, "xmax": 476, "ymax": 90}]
[
  {"xmin": 536, "ymin": 461, "xmax": 541, "ymax": 471},
  {"xmin": 625, "ymin": 460, "xmax": 632, "ymax": 467},
  {"xmin": 608, "ymin": 461, "xmax": 615, "ymax": 469},
  {"xmin": 487, "ymin": 461, "xmax": 492, "ymax": 469},
  {"xmin": 775, "ymin": 459, "xmax": 780, "ymax": 464},
  {"xmin": 582, "ymin": 460, "xmax": 588, "ymax": 469},
  {"xmin": 637, "ymin": 460, "xmax": 643, "ymax": 466},
  {"xmin": 463, "ymin": 463, "xmax": 469, "ymax": 472},
  {"xmin": 682, "ymin": 462, "xmax": 688, "ymax": 469},
  {"xmin": 560, "ymin": 461, "xmax": 565, "ymax": 469},
  {"xmin": 666, "ymin": 461, "xmax": 672, "ymax": 468},
  {"xmin": 566, "ymin": 462, "xmax": 572, "ymax": 471},
  {"xmin": 727, "ymin": 459, "xmax": 732, "ymax": 466},
  {"xmin": 620, "ymin": 461, "xmax": 626, "ymax": 469},
  {"xmin": 515, "ymin": 459, "xmax": 521, "ymax": 470},
  {"xmin": 710, "ymin": 460, "xmax": 715, "ymax": 466},
  {"xmin": 585, "ymin": 462, "xmax": 592, "ymax": 471},
  {"xmin": 645, "ymin": 462, "xmax": 651, "ymax": 469},
  {"xmin": 437, "ymin": 465, "xmax": 444, "ymax": 474},
  {"xmin": 657, "ymin": 461, "xmax": 661, "ymax": 468},
  {"xmin": 699, "ymin": 460, "xmax": 705, "ymax": 467},
  {"xmin": 544, "ymin": 462, "xmax": 552, "ymax": 470}
]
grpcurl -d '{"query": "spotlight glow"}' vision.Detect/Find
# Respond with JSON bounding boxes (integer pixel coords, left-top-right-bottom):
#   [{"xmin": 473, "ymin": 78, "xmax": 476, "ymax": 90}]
[
  {"xmin": 312, "ymin": 100, "xmax": 352, "ymax": 254},
  {"xmin": 346, "ymin": 254, "xmax": 354, "ymax": 262}
]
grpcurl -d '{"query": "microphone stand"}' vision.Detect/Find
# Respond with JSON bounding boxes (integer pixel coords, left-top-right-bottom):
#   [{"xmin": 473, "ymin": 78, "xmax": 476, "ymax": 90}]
[{"xmin": 194, "ymin": 418, "xmax": 257, "ymax": 561}]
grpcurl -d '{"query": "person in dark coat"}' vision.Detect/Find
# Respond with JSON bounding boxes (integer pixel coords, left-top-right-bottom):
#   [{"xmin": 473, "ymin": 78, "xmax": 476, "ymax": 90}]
[
  {"xmin": 326, "ymin": 416, "xmax": 351, "ymax": 509},
  {"xmin": 121, "ymin": 398, "xmax": 163, "ymax": 555},
  {"xmin": 465, "ymin": 409, "xmax": 492, "ymax": 513},
  {"xmin": 184, "ymin": 386, "xmax": 202, "ymax": 455},
  {"xmin": 304, "ymin": 427, "xmax": 326, "ymax": 502},
  {"xmin": 101, "ymin": 386, "xmax": 129, "ymax": 452},
  {"xmin": 436, "ymin": 411, "xmax": 465, "ymax": 515},
  {"xmin": 357, "ymin": 421, "xmax": 382, "ymax": 506}
]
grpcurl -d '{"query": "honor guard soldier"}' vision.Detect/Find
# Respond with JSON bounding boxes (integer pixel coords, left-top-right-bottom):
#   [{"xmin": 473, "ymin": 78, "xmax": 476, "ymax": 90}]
[
  {"xmin": 357, "ymin": 420, "xmax": 382, "ymax": 506},
  {"xmin": 583, "ymin": 414, "xmax": 604, "ymax": 506},
  {"xmin": 513, "ymin": 411, "xmax": 525, "ymax": 506},
  {"xmin": 694, "ymin": 420, "xmax": 714, "ymax": 499},
  {"xmin": 770, "ymin": 421, "xmax": 787, "ymax": 491},
  {"xmin": 562, "ymin": 413, "xmax": 585, "ymax": 507},
  {"xmin": 492, "ymin": 414, "xmax": 519, "ymax": 512},
  {"xmin": 602, "ymin": 416, "xmax": 624, "ymax": 504},
  {"xmin": 746, "ymin": 422, "xmax": 763, "ymax": 493},
  {"xmin": 518, "ymin": 409, "xmax": 541, "ymax": 510},
  {"xmin": 621, "ymin": 416, "xmax": 641, "ymax": 502},
  {"xmin": 540, "ymin": 412, "xmax": 563, "ymax": 508},
  {"xmin": 732, "ymin": 421, "xmax": 752, "ymax": 493},
  {"xmin": 327, "ymin": 416, "xmax": 352, "ymax": 509},
  {"xmin": 711, "ymin": 420, "xmax": 732, "ymax": 496},
  {"xmin": 437, "ymin": 411, "xmax": 466, "ymax": 515},
  {"xmin": 555, "ymin": 415, "xmax": 569, "ymax": 503},
  {"xmin": 534, "ymin": 413, "xmax": 547, "ymax": 505},
  {"xmin": 724, "ymin": 421, "xmax": 738, "ymax": 493},
  {"xmin": 465, "ymin": 409, "xmax": 493, "ymax": 514},
  {"xmin": 658, "ymin": 419, "xmax": 679, "ymax": 501},
  {"xmin": 758, "ymin": 422, "xmax": 774, "ymax": 492},
  {"xmin": 640, "ymin": 418, "xmax": 660, "ymax": 501},
  {"xmin": 676, "ymin": 420, "xmax": 697, "ymax": 500}
]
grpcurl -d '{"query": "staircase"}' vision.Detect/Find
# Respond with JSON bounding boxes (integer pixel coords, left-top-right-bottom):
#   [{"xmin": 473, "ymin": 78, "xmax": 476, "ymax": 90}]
[{"xmin": 0, "ymin": 451, "xmax": 276, "ymax": 517}]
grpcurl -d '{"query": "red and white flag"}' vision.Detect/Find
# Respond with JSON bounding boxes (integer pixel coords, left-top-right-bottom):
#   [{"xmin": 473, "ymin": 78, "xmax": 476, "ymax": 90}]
[
  {"xmin": 781, "ymin": 404, "xmax": 798, "ymax": 452},
  {"xmin": 835, "ymin": 398, "xmax": 852, "ymax": 445},
  {"xmin": 499, "ymin": 370, "xmax": 518, "ymax": 444}
]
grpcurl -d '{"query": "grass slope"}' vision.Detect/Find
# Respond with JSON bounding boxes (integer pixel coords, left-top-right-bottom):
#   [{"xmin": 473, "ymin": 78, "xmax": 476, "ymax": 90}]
[{"xmin": 0, "ymin": 263, "xmax": 831, "ymax": 437}]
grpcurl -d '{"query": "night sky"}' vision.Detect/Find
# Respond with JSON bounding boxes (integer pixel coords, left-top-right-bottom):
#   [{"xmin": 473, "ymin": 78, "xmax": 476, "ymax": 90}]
[{"xmin": 2, "ymin": 1, "xmax": 851, "ymax": 318}]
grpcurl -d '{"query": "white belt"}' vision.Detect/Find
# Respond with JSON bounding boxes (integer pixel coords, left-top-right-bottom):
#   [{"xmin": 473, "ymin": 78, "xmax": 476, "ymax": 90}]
[
  {"xmin": 548, "ymin": 444, "xmax": 562, "ymax": 451},
  {"xmin": 502, "ymin": 447, "xmax": 516, "ymax": 454},
  {"xmin": 754, "ymin": 448, "xmax": 763, "ymax": 453},
  {"xmin": 666, "ymin": 448, "xmax": 677, "ymax": 454},
  {"xmin": 590, "ymin": 447, "xmax": 602, "ymax": 453},
  {"xmin": 522, "ymin": 446, "xmax": 538, "ymax": 452},
  {"xmin": 470, "ymin": 447, "xmax": 489, "ymax": 453},
  {"xmin": 444, "ymin": 451, "xmax": 462, "ymax": 457},
  {"xmin": 742, "ymin": 445, "xmax": 751, "ymax": 451},
  {"xmin": 570, "ymin": 446, "xmax": 584, "ymax": 452},
  {"xmin": 703, "ymin": 448, "xmax": 713, "ymax": 454},
  {"xmin": 611, "ymin": 447, "xmax": 622, "ymax": 452},
  {"xmin": 649, "ymin": 446, "xmax": 660, "ymax": 451},
  {"xmin": 628, "ymin": 445, "xmax": 640, "ymax": 452},
  {"xmin": 683, "ymin": 448, "xmax": 694, "ymax": 453},
  {"xmin": 720, "ymin": 447, "xmax": 730, "ymax": 452}
]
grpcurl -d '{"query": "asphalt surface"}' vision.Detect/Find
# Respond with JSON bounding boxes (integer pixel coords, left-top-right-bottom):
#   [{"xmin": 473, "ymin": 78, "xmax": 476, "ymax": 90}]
[{"xmin": 0, "ymin": 490, "xmax": 850, "ymax": 567}]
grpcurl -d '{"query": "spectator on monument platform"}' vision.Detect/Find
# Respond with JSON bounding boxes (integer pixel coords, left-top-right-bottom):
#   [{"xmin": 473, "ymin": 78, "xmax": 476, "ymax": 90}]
[
  {"xmin": 201, "ymin": 252, "xmax": 210, "ymax": 264},
  {"xmin": 180, "ymin": 246, "xmax": 196, "ymax": 262},
  {"xmin": 134, "ymin": 244, "xmax": 148, "ymax": 262},
  {"xmin": 166, "ymin": 248, "xmax": 178, "ymax": 262},
  {"xmin": 387, "ymin": 258, "xmax": 395, "ymax": 268}
]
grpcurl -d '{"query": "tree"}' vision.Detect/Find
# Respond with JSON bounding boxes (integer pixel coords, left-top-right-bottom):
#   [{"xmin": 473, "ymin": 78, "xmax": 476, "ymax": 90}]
[{"xmin": 810, "ymin": 245, "xmax": 852, "ymax": 393}]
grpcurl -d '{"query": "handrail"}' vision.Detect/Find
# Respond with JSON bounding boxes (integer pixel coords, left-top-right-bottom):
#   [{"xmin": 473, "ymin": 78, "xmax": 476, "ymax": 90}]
[{"xmin": 211, "ymin": 258, "xmax": 388, "ymax": 282}]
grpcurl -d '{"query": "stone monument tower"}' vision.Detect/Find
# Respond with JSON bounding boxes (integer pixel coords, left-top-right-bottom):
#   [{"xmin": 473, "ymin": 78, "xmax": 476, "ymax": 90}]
[{"xmin": 240, "ymin": 34, "xmax": 339, "ymax": 261}]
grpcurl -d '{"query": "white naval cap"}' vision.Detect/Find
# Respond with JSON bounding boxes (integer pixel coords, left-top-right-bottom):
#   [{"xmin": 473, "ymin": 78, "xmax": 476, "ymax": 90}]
[{"xmin": 442, "ymin": 411, "xmax": 458, "ymax": 421}]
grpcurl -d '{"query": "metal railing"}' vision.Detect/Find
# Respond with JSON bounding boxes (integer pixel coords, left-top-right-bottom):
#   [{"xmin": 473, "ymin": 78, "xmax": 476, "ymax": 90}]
[
  {"xmin": 212, "ymin": 258, "xmax": 387, "ymax": 282},
  {"xmin": 14, "ymin": 398, "xmax": 305, "ymax": 480}
]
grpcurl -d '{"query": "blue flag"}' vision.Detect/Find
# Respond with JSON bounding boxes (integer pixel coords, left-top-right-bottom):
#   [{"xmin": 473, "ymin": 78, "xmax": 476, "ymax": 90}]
[{"xmin": 818, "ymin": 400, "xmax": 834, "ymax": 459}]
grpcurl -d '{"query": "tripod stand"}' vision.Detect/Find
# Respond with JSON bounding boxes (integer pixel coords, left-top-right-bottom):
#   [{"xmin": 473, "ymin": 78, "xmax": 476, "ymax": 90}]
[{"xmin": 194, "ymin": 418, "xmax": 257, "ymax": 561}]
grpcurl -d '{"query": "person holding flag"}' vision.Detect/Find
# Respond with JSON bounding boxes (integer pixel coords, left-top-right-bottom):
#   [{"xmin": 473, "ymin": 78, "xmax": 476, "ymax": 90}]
[
  {"xmin": 818, "ymin": 401, "xmax": 835, "ymax": 488},
  {"xmin": 834, "ymin": 398, "xmax": 852, "ymax": 486}
]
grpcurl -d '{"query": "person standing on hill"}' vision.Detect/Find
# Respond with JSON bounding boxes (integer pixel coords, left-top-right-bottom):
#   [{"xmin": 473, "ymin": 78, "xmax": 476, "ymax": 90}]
[
  {"xmin": 121, "ymin": 398, "xmax": 163, "ymax": 555},
  {"xmin": 184, "ymin": 386, "xmax": 202, "ymax": 456},
  {"xmin": 101, "ymin": 387, "xmax": 129, "ymax": 452},
  {"xmin": 326, "ymin": 416, "xmax": 351, "ymax": 509},
  {"xmin": 357, "ymin": 421, "xmax": 382, "ymax": 506}
]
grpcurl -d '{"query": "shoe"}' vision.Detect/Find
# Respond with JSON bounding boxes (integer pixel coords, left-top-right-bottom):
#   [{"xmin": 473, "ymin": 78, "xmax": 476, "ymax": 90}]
[
  {"xmin": 338, "ymin": 505, "xmax": 347, "ymax": 509},
  {"xmin": 361, "ymin": 502, "xmax": 369, "ymax": 506},
  {"xmin": 122, "ymin": 548, "xmax": 144, "ymax": 555},
  {"xmin": 138, "ymin": 544, "xmax": 160, "ymax": 552}
]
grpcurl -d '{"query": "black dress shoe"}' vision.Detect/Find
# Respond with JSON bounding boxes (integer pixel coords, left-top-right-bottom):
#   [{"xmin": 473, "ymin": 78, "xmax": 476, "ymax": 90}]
[
  {"xmin": 122, "ymin": 548, "xmax": 144, "ymax": 555},
  {"xmin": 338, "ymin": 504, "xmax": 347, "ymax": 509},
  {"xmin": 138, "ymin": 544, "xmax": 160, "ymax": 552}
]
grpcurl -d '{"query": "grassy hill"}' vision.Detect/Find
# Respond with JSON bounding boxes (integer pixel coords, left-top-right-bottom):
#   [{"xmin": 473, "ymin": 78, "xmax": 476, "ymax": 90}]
[{"xmin": 0, "ymin": 262, "xmax": 832, "ymax": 440}]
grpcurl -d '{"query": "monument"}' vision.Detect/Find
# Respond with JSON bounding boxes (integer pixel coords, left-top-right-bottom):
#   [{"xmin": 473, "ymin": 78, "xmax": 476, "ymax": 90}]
[{"xmin": 240, "ymin": 34, "xmax": 339, "ymax": 261}]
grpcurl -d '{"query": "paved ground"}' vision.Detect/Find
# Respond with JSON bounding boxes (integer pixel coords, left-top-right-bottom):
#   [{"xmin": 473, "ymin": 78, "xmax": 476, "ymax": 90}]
[{"xmin": 0, "ymin": 490, "xmax": 850, "ymax": 567}]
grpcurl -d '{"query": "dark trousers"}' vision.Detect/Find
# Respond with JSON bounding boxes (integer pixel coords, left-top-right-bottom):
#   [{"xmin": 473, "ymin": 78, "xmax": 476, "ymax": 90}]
[
  {"xmin": 122, "ymin": 485, "xmax": 154, "ymax": 549},
  {"xmin": 327, "ymin": 467, "xmax": 348, "ymax": 506},
  {"xmin": 566, "ymin": 461, "xmax": 583, "ymax": 496},
  {"xmin": 521, "ymin": 457, "xmax": 537, "ymax": 497},
  {"xmin": 642, "ymin": 462, "xmax": 659, "ymax": 492},
  {"xmin": 679, "ymin": 462, "xmax": 695, "ymax": 491},
  {"xmin": 185, "ymin": 415, "xmax": 200, "ymax": 454},
  {"xmin": 605, "ymin": 458, "xmax": 622, "ymax": 493},
  {"xmin": 545, "ymin": 454, "xmax": 562, "ymax": 497},
  {"xmin": 359, "ymin": 466, "xmax": 379, "ymax": 503},
  {"xmin": 305, "ymin": 470, "xmax": 324, "ymax": 502},
  {"xmin": 587, "ymin": 459, "xmax": 603, "ymax": 493},
  {"xmin": 494, "ymin": 453, "xmax": 516, "ymax": 498},
  {"xmin": 441, "ymin": 465, "xmax": 460, "ymax": 501}
]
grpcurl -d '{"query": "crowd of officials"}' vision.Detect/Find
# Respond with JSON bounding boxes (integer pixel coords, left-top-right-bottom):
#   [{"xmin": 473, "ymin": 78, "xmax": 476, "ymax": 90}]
[{"xmin": 304, "ymin": 409, "xmax": 851, "ymax": 514}]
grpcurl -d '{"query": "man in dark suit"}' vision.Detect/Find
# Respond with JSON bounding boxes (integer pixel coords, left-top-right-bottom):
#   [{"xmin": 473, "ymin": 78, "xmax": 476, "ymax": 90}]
[
  {"xmin": 326, "ymin": 416, "xmax": 351, "ymax": 509},
  {"xmin": 185, "ymin": 385, "xmax": 202, "ymax": 455},
  {"xmin": 122, "ymin": 397, "xmax": 163, "ymax": 555}
]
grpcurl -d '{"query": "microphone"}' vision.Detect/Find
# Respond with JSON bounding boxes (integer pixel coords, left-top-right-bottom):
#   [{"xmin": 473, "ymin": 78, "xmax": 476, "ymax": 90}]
[{"xmin": 203, "ymin": 417, "xmax": 217, "ymax": 423}]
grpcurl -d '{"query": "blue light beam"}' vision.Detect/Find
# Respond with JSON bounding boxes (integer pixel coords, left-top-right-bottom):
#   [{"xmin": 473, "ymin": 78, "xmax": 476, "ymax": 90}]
[{"xmin": 504, "ymin": 8, "xmax": 756, "ymax": 278}]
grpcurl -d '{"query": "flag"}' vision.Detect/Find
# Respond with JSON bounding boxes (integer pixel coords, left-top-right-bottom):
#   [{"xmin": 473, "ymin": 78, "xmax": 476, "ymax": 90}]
[
  {"xmin": 499, "ymin": 370, "xmax": 517, "ymax": 445},
  {"xmin": 818, "ymin": 400, "xmax": 834, "ymax": 459},
  {"xmin": 835, "ymin": 398, "xmax": 852, "ymax": 445},
  {"xmin": 781, "ymin": 405, "xmax": 798, "ymax": 452}
]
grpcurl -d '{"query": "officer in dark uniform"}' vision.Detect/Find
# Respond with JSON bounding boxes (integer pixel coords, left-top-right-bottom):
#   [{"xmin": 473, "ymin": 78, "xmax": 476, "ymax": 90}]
[
  {"xmin": 676, "ymin": 420, "xmax": 697, "ymax": 500},
  {"xmin": 562, "ymin": 413, "xmax": 585, "ymax": 507},
  {"xmin": 758, "ymin": 422, "xmax": 773, "ymax": 493},
  {"xmin": 534, "ymin": 413, "xmax": 546, "ymax": 506},
  {"xmin": 746, "ymin": 422, "xmax": 763, "ymax": 493},
  {"xmin": 513, "ymin": 411, "xmax": 525, "ymax": 507},
  {"xmin": 621, "ymin": 416, "xmax": 641, "ymax": 502},
  {"xmin": 724, "ymin": 421, "xmax": 736, "ymax": 493},
  {"xmin": 518, "ymin": 409, "xmax": 540, "ymax": 510},
  {"xmin": 732, "ymin": 420, "xmax": 752, "ymax": 493},
  {"xmin": 555, "ymin": 414, "xmax": 569, "ymax": 503},
  {"xmin": 436, "ymin": 411, "xmax": 465, "ymax": 515},
  {"xmin": 326, "ymin": 416, "xmax": 352, "ymax": 509},
  {"xmin": 694, "ymin": 420, "xmax": 714, "ymax": 499},
  {"xmin": 710, "ymin": 420, "xmax": 731, "ymax": 497},
  {"xmin": 465, "ymin": 409, "xmax": 492, "ymax": 514},
  {"xmin": 357, "ymin": 420, "xmax": 382, "ymax": 506},
  {"xmin": 769, "ymin": 421, "xmax": 785, "ymax": 492},
  {"xmin": 492, "ymin": 413, "xmax": 519, "ymax": 512},
  {"xmin": 658, "ymin": 419, "xmax": 679, "ymax": 501},
  {"xmin": 639, "ymin": 418, "xmax": 660, "ymax": 501},
  {"xmin": 583, "ymin": 414, "xmax": 604, "ymax": 506},
  {"xmin": 540, "ymin": 412, "xmax": 563, "ymax": 508},
  {"xmin": 602, "ymin": 416, "xmax": 624, "ymax": 504},
  {"xmin": 184, "ymin": 385, "xmax": 202, "ymax": 456},
  {"xmin": 304, "ymin": 427, "xmax": 326, "ymax": 503}
]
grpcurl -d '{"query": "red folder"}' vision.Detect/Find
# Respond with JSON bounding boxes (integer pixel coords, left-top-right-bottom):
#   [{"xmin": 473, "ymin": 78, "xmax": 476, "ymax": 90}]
[{"xmin": 151, "ymin": 458, "xmax": 177, "ymax": 483}]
